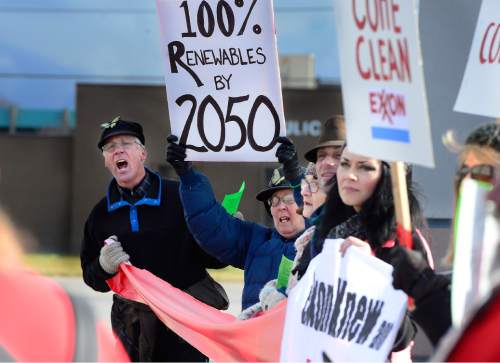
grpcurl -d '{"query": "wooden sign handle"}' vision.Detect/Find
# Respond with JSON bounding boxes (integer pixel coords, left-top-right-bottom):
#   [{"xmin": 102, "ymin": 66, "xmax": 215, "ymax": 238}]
[{"xmin": 390, "ymin": 161, "xmax": 413, "ymax": 249}]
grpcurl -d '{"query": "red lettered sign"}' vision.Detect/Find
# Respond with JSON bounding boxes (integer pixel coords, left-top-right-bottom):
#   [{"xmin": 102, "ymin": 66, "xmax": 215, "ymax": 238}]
[
  {"xmin": 455, "ymin": 0, "xmax": 500, "ymax": 118},
  {"xmin": 335, "ymin": 0, "xmax": 434, "ymax": 167}
]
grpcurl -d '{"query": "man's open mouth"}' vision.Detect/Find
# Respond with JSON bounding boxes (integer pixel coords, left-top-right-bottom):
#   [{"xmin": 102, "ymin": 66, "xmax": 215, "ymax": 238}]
[
  {"xmin": 279, "ymin": 216, "xmax": 290, "ymax": 223},
  {"xmin": 116, "ymin": 159, "xmax": 128, "ymax": 170}
]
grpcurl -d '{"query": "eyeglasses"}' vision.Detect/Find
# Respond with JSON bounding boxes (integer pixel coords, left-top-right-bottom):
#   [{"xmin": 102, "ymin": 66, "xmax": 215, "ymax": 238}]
[
  {"xmin": 301, "ymin": 179, "xmax": 320, "ymax": 193},
  {"xmin": 102, "ymin": 140, "xmax": 142, "ymax": 153},
  {"xmin": 267, "ymin": 194, "xmax": 295, "ymax": 207},
  {"xmin": 455, "ymin": 164, "xmax": 495, "ymax": 184}
]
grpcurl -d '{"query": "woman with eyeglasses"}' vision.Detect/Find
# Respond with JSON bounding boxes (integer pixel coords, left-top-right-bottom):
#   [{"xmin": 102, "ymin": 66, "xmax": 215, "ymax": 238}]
[
  {"xmin": 285, "ymin": 163, "xmax": 330, "ymax": 291},
  {"xmin": 298, "ymin": 163, "xmax": 328, "ymax": 219},
  {"xmin": 381, "ymin": 122, "xmax": 500, "ymax": 357},
  {"xmin": 443, "ymin": 121, "xmax": 500, "ymax": 264},
  {"xmin": 167, "ymin": 136, "xmax": 307, "ymax": 313},
  {"xmin": 434, "ymin": 173, "xmax": 500, "ymax": 363},
  {"xmin": 429, "ymin": 122, "xmax": 500, "ymax": 360},
  {"xmin": 248, "ymin": 163, "xmax": 351, "ymax": 316}
]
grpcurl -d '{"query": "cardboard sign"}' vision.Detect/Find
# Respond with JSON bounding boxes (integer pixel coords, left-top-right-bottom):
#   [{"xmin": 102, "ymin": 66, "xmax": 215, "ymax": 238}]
[
  {"xmin": 451, "ymin": 178, "xmax": 495, "ymax": 327},
  {"xmin": 334, "ymin": 0, "xmax": 434, "ymax": 167},
  {"xmin": 454, "ymin": 0, "xmax": 500, "ymax": 118},
  {"xmin": 280, "ymin": 239, "xmax": 407, "ymax": 362},
  {"xmin": 156, "ymin": 0, "xmax": 285, "ymax": 161}
]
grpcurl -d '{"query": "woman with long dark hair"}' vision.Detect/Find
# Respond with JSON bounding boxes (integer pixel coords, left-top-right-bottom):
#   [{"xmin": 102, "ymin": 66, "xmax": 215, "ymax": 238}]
[
  {"xmin": 310, "ymin": 147, "xmax": 434, "ymax": 358},
  {"xmin": 315, "ymin": 149, "xmax": 429, "ymax": 255}
]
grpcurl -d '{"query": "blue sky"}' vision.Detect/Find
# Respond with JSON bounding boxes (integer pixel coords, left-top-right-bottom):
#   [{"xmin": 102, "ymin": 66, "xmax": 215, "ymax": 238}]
[{"xmin": 0, "ymin": 0, "xmax": 339, "ymax": 109}]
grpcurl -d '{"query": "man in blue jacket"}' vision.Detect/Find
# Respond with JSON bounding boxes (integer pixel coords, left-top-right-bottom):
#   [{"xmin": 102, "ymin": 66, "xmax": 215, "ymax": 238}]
[{"xmin": 167, "ymin": 135, "xmax": 306, "ymax": 309}]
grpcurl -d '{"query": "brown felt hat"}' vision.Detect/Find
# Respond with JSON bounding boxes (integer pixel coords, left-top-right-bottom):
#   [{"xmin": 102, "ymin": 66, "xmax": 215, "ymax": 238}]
[{"xmin": 304, "ymin": 115, "xmax": 346, "ymax": 162}]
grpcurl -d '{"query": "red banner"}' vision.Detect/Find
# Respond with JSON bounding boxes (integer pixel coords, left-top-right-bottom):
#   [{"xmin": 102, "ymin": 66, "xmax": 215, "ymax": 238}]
[{"xmin": 108, "ymin": 264, "xmax": 285, "ymax": 362}]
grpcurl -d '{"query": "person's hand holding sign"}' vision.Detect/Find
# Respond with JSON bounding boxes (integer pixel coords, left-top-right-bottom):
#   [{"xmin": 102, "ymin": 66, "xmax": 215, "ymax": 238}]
[
  {"xmin": 339, "ymin": 236, "xmax": 371, "ymax": 257},
  {"xmin": 166, "ymin": 135, "xmax": 192, "ymax": 176},
  {"xmin": 276, "ymin": 136, "xmax": 301, "ymax": 181}
]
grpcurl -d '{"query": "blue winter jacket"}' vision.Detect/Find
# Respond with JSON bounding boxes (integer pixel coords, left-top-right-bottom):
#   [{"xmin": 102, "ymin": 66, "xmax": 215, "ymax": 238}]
[{"xmin": 180, "ymin": 169, "xmax": 306, "ymax": 309}]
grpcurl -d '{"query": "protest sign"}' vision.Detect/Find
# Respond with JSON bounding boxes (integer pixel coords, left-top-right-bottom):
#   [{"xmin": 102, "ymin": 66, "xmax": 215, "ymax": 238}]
[
  {"xmin": 454, "ymin": 0, "xmax": 500, "ymax": 118},
  {"xmin": 280, "ymin": 239, "xmax": 407, "ymax": 362},
  {"xmin": 334, "ymin": 0, "xmax": 434, "ymax": 167},
  {"xmin": 452, "ymin": 178, "xmax": 495, "ymax": 327},
  {"xmin": 156, "ymin": 0, "xmax": 285, "ymax": 161}
]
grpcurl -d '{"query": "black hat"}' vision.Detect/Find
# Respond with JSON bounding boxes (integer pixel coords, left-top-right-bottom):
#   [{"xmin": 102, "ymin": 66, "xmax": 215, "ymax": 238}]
[
  {"xmin": 97, "ymin": 116, "xmax": 145, "ymax": 150},
  {"xmin": 255, "ymin": 167, "xmax": 294, "ymax": 202},
  {"xmin": 304, "ymin": 115, "xmax": 346, "ymax": 162}
]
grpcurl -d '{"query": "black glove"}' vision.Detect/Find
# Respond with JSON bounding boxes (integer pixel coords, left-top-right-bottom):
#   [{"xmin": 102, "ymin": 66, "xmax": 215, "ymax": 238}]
[
  {"xmin": 379, "ymin": 246, "xmax": 430, "ymax": 297},
  {"xmin": 166, "ymin": 135, "xmax": 192, "ymax": 176},
  {"xmin": 380, "ymin": 245, "xmax": 451, "ymax": 305},
  {"xmin": 276, "ymin": 136, "xmax": 301, "ymax": 180}
]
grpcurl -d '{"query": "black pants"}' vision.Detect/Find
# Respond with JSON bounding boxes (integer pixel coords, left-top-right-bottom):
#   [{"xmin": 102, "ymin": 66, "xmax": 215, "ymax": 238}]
[{"xmin": 111, "ymin": 295, "xmax": 207, "ymax": 362}]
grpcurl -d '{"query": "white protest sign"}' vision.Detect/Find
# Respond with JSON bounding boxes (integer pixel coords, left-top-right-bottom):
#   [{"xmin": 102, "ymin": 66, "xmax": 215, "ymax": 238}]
[
  {"xmin": 334, "ymin": 0, "xmax": 434, "ymax": 167},
  {"xmin": 156, "ymin": 0, "xmax": 285, "ymax": 161},
  {"xmin": 451, "ymin": 178, "xmax": 495, "ymax": 327},
  {"xmin": 280, "ymin": 239, "xmax": 407, "ymax": 362},
  {"xmin": 454, "ymin": 0, "xmax": 500, "ymax": 118}
]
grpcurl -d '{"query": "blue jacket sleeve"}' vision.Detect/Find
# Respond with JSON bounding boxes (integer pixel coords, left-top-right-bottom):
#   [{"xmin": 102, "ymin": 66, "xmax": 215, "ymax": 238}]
[{"xmin": 179, "ymin": 169, "xmax": 268, "ymax": 269}]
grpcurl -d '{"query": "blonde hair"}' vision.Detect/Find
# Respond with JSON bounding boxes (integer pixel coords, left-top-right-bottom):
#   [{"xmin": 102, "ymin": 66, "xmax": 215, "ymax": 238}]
[
  {"xmin": 0, "ymin": 208, "xmax": 23, "ymax": 270},
  {"xmin": 443, "ymin": 119, "xmax": 500, "ymax": 154},
  {"xmin": 458, "ymin": 144, "xmax": 499, "ymax": 166}
]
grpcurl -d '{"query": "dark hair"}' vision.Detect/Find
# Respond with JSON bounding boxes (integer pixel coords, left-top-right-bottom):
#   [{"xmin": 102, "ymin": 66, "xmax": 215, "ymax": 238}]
[
  {"xmin": 465, "ymin": 122, "xmax": 500, "ymax": 153},
  {"xmin": 317, "ymin": 162, "xmax": 428, "ymax": 250},
  {"xmin": 315, "ymin": 177, "xmax": 354, "ymax": 242}
]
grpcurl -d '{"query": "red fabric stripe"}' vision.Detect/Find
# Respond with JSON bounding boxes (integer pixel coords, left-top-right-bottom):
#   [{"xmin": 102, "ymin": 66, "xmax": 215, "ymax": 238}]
[
  {"xmin": 108, "ymin": 264, "xmax": 285, "ymax": 362},
  {"xmin": 396, "ymin": 224, "xmax": 413, "ymax": 250}
]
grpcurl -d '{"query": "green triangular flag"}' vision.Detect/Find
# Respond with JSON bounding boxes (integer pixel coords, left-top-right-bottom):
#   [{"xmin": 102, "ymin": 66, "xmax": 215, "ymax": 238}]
[
  {"xmin": 276, "ymin": 255, "xmax": 294, "ymax": 290},
  {"xmin": 221, "ymin": 181, "xmax": 245, "ymax": 216}
]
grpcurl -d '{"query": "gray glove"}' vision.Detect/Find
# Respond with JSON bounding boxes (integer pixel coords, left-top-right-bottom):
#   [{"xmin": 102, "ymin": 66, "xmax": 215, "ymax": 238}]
[
  {"xmin": 259, "ymin": 279, "xmax": 287, "ymax": 311},
  {"xmin": 98, "ymin": 237, "xmax": 130, "ymax": 274},
  {"xmin": 237, "ymin": 302, "xmax": 263, "ymax": 320},
  {"xmin": 238, "ymin": 280, "xmax": 287, "ymax": 320}
]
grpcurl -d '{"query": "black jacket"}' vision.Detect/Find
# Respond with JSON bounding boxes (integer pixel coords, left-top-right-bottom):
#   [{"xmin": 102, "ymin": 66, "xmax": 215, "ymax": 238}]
[
  {"xmin": 410, "ymin": 272, "xmax": 452, "ymax": 346},
  {"xmin": 80, "ymin": 169, "xmax": 225, "ymax": 361},
  {"xmin": 81, "ymin": 170, "xmax": 225, "ymax": 291}
]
